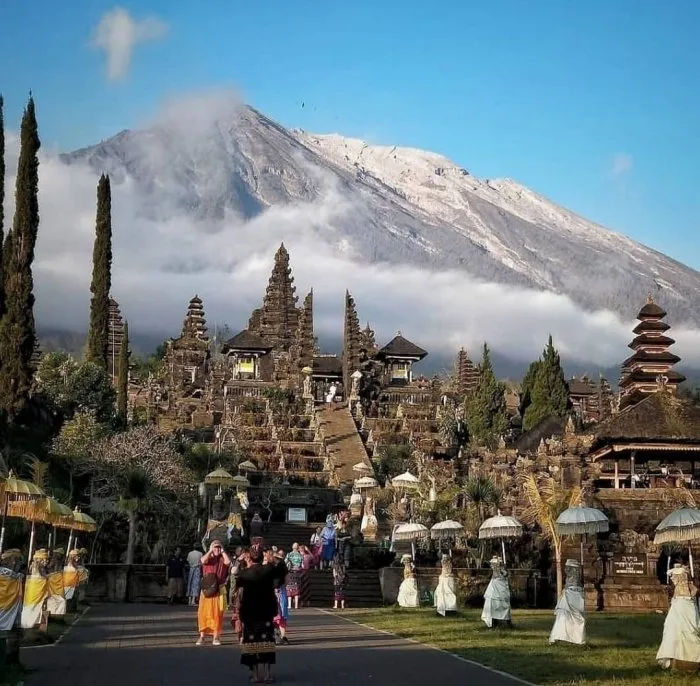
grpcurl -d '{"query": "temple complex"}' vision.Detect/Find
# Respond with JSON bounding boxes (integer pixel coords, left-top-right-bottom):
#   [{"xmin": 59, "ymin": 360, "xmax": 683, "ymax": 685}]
[
  {"xmin": 456, "ymin": 348, "xmax": 480, "ymax": 397},
  {"xmin": 567, "ymin": 374, "xmax": 614, "ymax": 424}
]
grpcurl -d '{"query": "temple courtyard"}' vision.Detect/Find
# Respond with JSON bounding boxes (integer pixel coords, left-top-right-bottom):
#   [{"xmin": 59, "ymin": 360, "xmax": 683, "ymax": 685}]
[{"xmin": 17, "ymin": 605, "xmax": 695, "ymax": 686}]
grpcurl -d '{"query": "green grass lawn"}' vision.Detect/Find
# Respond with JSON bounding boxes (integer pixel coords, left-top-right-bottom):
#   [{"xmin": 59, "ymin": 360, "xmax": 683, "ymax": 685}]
[{"xmin": 348, "ymin": 607, "xmax": 696, "ymax": 686}]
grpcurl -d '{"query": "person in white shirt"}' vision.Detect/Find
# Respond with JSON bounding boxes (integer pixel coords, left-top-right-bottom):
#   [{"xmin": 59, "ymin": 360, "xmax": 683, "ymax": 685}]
[{"xmin": 186, "ymin": 545, "xmax": 203, "ymax": 606}]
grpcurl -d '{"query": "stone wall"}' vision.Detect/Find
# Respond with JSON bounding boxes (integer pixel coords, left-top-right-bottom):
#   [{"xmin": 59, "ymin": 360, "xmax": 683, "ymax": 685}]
[
  {"xmin": 593, "ymin": 489, "xmax": 681, "ymax": 534},
  {"xmin": 378, "ymin": 566, "xmax": 552, "ymax": 608},
  {"xmin": 85, "ymin": 565, "xmax": 168, "ymax": 603}
]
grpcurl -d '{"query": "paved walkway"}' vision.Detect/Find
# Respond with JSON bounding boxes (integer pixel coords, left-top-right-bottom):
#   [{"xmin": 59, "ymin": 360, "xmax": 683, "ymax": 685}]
[
  {"xmin": 23, "ymin": 605, "xmax": 526, "ymax": 686},
  {"xmin": 318, "ymin": 404, "xmax": 372, "ymax": 483}
]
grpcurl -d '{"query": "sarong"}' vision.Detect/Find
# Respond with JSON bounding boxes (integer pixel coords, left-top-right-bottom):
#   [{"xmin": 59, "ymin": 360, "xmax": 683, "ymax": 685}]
[
  {"xmin": 286, "ymin": 570, "xmax": 301, "ymax": 598},
  {"xmin": 321, "ymin": 540, "xmax": 336, "ymax": 562},
  {"xmin": 198, "ymin": 587, "xmax": 226, "ymax": 635},
  {"xmin": 241, "ymin": 620, "xmax": 276, "ymax": 668},
  {"xmin": 230, "ymin": 588, "xmax": 243, "ymax": 642},
  {"xmin": 334, "ymin": 583, "xmax": 346, "ymax": 602},
  {"xmin": 187, "ymin": 566, "xmax": 201, "ymax": 598}
]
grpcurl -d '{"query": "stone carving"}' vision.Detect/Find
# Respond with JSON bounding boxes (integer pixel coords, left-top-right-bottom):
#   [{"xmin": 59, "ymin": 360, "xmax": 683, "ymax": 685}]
[{"xmin": 620, "ymin": 529, "xmax": 653, "ymax": 554}]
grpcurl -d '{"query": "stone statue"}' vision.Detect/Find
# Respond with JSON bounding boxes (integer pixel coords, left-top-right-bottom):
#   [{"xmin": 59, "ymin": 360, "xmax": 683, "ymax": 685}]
[
  {"xmin": 46, "ymin": 548, "xmax": 67, "ymax": 616},
  {"xmin": 349, "ymin": 490, "xmax": 363, "ymax": 518},
  {"xmin": 482, "ymin": 555, "xmax": 511, "ymax": 628},
  {"xmin": 203, "ymin": 495, "xmax": 230, "ymax": 549},
  {"xmin": 20, "ymin": 549, "xmax": 50, "ymax": 629},
  {"xmin": 549, "ymin": 559, "xmax": 585, "ymax": 645},
  {"xmin": 397, "ymin": 554, "xmax": 419, "ymax": 608},
  {"xmin": 303, "ymin": 373, "xmax": 313, "ymax": 399},
  {"xmin": 0, "ymin": 549, "xmax": 24, "ymax": 631},
  {"xmin": 434, "ymin": 554, "xmax": 457, "ymax": 616},
  {"xmin": 360, "ymin": 495, "xmax": 378, "ymax": 541},
  {"xmin": 657, "ymin": 563, "xmax": 700, "ymax": 668}
]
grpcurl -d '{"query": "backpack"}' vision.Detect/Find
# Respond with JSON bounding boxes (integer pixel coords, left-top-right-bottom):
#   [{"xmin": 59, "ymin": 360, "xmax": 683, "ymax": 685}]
[{"xmin": 200, "ymin": 572, "xmax": 220, "ymax": 598}]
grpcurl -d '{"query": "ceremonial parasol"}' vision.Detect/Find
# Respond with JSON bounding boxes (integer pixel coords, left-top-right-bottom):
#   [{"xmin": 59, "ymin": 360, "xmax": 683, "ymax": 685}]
[
  {"xmin": 653, "ymin": 507, "xmax": 700, "ymax": 577},
  {"xmin": 205, "ymin": 467, "xmax": 235, "ymax": 495},
  {"xmin": 393, "ymin": 522, "xmax": 429, "ymax": 560},
  {"xmin": 0, "ymin": 471, "xmax": 44, "ymax": 554},
  {"xmin": 479, "ymin": 511, "xmax": 524, "ymax": 564},
  {"xmin": 8, "ymin": 496, "xmax": 73, "ymax": 561},
  {"xmin": 431, "ymin": 520, "xmax": 464, "ymax": 539},
  {"xmin": 352, "ymin": 462, "xmax": 373, "ymax": 475},
  {"xmin": 392, "ymin": 472, "xmax": 420, "ymax": 489},
  {"xmin": 556, "ymin": 505, "xmax": 609, "ymax": 564},
  {"xmin": 67, "ymin": 507, "xmax": 97, "ymax": 553},
  {"xmin": 238, "ymin": 460, "xmax": 258, "ymax": 473},
  {"xmin": 354, "ymin": 476, "xmax": 378, "ymax": 490},
  {"xmin": 230, "ymin": 475, "xmax": 250, "ymax": 490}
]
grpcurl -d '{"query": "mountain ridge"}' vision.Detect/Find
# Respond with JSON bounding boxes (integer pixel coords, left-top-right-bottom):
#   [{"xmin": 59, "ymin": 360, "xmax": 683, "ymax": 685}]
[{"xmin": 60, "ymin": 102, "xmax": 700, "ymax": 327}]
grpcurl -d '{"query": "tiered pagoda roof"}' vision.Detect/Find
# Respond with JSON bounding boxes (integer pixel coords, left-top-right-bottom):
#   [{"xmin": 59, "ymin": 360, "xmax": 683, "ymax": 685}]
[
  {"xmin": 619, "ymin": 297, "xmax": 685, "ymax": 409},
  {"xmin": 248, "ymin": 243, "xmax": 299, "ymax": 352},
  {"xmin": 174, "ymin": 295, "xmax": 209, "ymax": 349},
  {"xmin": 107, "ymin": 297, "xmax": 126, "ymax": 376},
  {"xmin": 221, "ymin": 330, "xmax": 273, "ymax": 353},
  {"xmin": 342, "ymin": 291, "xmax": 362, "ymax": 387},
  {"xmin": 456, "ymin": 348, "xmax": 479, "ymax": 396}
]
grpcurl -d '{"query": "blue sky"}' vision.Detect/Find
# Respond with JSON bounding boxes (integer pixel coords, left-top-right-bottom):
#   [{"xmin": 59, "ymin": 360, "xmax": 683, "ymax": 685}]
[{"xmin": 1, "ymin": 1, "xmax": 698, "ymax": 267}]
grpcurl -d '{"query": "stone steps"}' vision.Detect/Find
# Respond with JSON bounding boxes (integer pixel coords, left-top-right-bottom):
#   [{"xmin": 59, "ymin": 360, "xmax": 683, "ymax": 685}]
[
  {"xmin": 304, "ymin": 569, "xmax": 384, "ymax": 608},
  {"xmin": 263, "ymin": 522, "xmax": 322, "ymax": 553},
  {"xmin": 317, "ymin": 404, "xmax": 372, "ymax": 484}
]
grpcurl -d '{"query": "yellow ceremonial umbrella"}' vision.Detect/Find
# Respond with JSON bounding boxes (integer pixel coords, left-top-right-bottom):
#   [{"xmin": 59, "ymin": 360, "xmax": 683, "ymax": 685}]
[
  {"xmin": 204, "ymin": 467, "xmax": 235, "ymax": 496},
  {"xmin": 7, "ymin": 496, "xmax": 72, "ymax": 562},
  {"xmin": 66, "ymin": 507, "xmax": 96, "ymax": 553},
  {"xmin": 0, "ymin": 471, "xmax": 44, "ymax": 554}
]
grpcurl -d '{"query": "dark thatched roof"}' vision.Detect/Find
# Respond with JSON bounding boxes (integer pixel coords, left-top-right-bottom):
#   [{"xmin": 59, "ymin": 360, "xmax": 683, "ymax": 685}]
[
  {"xmin": 568, "ymin": 378, "xmax": 596, "ymax": 396},
  {"xmin": 638, "ymin": 300, "xmax": 666, "ymax": 319},
  {"xmin": 592, "ymin": 391, "xmax": 700, "ymax": 447},
  {"xmin": 312, "ymin": 356, "xmax": 342, "ymax": 377},
  {"xmin": 632, "ymin": 320, "xmax": 670, "ymax": 334},
  {"xmin": 376, "ymin": 334, "xmax": 428, "ymax": 360},
  {"xmin": 221, "ymin": 329, "xmax": 273, "ymax": 353},
  {"xmin": 516, "ymin": 415, "xmax": 567, "ymax": 454}
]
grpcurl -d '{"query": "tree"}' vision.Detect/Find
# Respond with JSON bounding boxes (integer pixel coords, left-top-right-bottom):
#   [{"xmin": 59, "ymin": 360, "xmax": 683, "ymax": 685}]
[
  {"xmin": 0, "ymin": 94, "xmax": 5, "ymax": 316},
  {"xmin": 116, "ymin": 321, "xmax": 130, "ymax": 425},
  {"xmin": 521, "ymin": 474, "xmax": 582, "ymax": 596},
  {"xmin": 0, "ymin": 96, "xmax": 40, "ymax": 420},
  {"xmin": 523, "ymin": 335, "xmax": 570, "ymax": 431},
  {"xmin": 36, "ymin": 352, "xmax": 115, "ymax": 421},
  {"xmin": 463, "ymin": 475, "xmax": 502, "ymax": 566},
  {"xmin": 464, "ymin": 344, "xmax": 508, "ymax": 449},
  {"xmin": 86, "ymin": 175, "xmax": 112, "ymax": 369},
  {"xmin": 84, "ymin": 425, "xmax": 194, "ymax": 564},
  {"xmin": 519, "ymin": 359, "xmax": 541, "ymax": 418},
  {"xmin": 51, "ymin": 410, "xmax": 111, "ymax": 503}
]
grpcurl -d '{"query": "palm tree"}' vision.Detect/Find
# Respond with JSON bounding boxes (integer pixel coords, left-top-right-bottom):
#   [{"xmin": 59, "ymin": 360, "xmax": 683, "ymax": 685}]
[
  {"xmin": 463, "ymin": 475, "xmax": 501, "ymax": 566},
  {"xmin": 118, "ymin": 469, "xmax": 150, "ymax": 565},
  {"xmin": 521, "ymin": 474, "xmax": 582, "ymax": 596}
]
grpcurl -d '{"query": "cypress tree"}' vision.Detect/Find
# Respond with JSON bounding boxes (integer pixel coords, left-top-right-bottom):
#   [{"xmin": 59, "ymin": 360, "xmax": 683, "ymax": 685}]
[
  {"xmin": 116, "ymin": 321, "xmax": 129, "ymax": 425},
  {"xmin": 86, "ymin": 174, "xmax": 112, "ymax": 368},
  {"xmin": 523, "ymin": 335, "xmax": 570, "ymax": 431},
  {"xmin": 519, "ymin": 359, "xmax": 541, "ymax": 417},
  {"xmin": 464, "ymin": 343, "xmax": 508, "ymax": 449},
  {"xmin": 0, "ymin": 94, "xmax": 5, "ymax": 315},
  {"xmin": 0, "ymin": 96, "xmax": 41, "ymax": 420}
]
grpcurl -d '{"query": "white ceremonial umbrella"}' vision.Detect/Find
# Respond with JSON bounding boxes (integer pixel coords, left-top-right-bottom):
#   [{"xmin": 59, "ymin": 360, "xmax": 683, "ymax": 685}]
[
  {"xmin": 556, "ymin": 505, "xmax": 609, "ymax": 564},
  {"xmin": 392, "ymin": 472, "xmax": 420, "ymax": 489},
  {"xmin": 479, "ymin": 511, "xmax": 524, "ymax": 564},
  {"xmin": 352, "ymin": 462, "xmax": 373, "ymax": 475},
  {"xmin": 354, "ymin": 476, "xmax": 378, "ymax": 490},
  {"xmin": 653, "ymin": 507, "xmax": 700, "ymax": 577},
  {"xmin": 393, "ymin": 522, "xmax": 429, "ymax": 560},
  {"xmin": 431, "ymin": 520, "xmax": 464, "ymax": 539}
]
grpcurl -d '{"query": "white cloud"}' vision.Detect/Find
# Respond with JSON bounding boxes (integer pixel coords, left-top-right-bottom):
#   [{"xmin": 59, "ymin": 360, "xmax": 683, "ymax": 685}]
[
  {"xmin": 90, "ymin": 7, "xmax": 168, "ymax": 81},
  {"xmin": 611, "ymin": 152, "xmax": 634, "ymax": 177},
  {"xmin": 4, "ymin": 94, "xmax": 700, "ymax": 376}
]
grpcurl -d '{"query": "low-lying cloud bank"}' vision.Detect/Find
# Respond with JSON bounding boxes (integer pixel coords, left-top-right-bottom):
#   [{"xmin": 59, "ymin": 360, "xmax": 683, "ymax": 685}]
[{"xmin": 4, "ymin": 95, "xmax": 700, "ymax": 373}]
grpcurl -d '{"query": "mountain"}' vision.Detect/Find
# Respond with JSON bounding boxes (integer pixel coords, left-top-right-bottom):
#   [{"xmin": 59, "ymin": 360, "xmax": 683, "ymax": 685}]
[{"xmin": 61, "ymin": 103, "xmax": 700, "ymax": 326}]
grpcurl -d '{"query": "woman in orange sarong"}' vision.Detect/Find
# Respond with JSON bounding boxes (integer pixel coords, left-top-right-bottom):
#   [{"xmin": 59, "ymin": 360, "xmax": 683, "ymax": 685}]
[{"xmin": 196, "ymin": 540, "xmax": 231, "ymax": 646}]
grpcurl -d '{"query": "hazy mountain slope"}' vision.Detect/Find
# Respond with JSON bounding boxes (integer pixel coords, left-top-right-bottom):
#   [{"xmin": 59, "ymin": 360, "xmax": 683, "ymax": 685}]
[{"xmin": 62, "ymin": 104, "xmax": 700, "ymax": 325}]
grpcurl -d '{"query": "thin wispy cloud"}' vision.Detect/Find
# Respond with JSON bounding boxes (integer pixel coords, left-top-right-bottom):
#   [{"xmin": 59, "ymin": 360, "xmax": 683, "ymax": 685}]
[
  {"xmin": 611, "ymin": 152, "xmax": 634, "ymax": 177},
  {"xmin": 91, "ymin": 7, "xmax": 168, "ymax": 81}
]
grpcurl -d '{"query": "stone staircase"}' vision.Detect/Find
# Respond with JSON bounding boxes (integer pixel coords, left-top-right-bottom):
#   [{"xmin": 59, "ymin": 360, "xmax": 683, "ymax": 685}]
[
  {"xmin": 305, "ymin": 569, "xmax": 384, "ymax": 608},
  {"xmin": 317, "ymin": 403, "xmax": 372, "ymax": 484},
  {"xmin": 263, "ymin": 522, "xmax": 321, "ymax": 553}
]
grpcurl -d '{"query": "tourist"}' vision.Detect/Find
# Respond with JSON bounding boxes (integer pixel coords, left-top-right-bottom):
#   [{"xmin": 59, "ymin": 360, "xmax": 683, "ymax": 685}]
[
  {"xmin": 285, "ymin": 543, "xmax": 303, "ymax": 610},
  {"xmin": 165, "ymin": 547, "xmax": 186, "ymax": 605},
  {"xmin": 272, "ymin": 550, "xmax": 290, "ymax": 645},
  {"xmin": 230, "ymin": 548, "xmax": 249, "ymax": 644},
  {"xmin": 319, "ymin": 515, "xmax": 337, "ymax": 570},
  {"xmin": 332, "ymin": 555, "xmax": 347, "ymax": 610},
  {"xmin": 196, "ymin": 540, "xmax": 231, "ymax": 646},
  {"xmin": 186, "ymin": 544, "xmax": 203, "ymax": 606},
  {"xmin": 310, "ymin": 527, "xmax": 323, "ymax": 566},
  {"xmin": 237, "ymin": 544, "xmax": 287, "ymax": 683}
]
